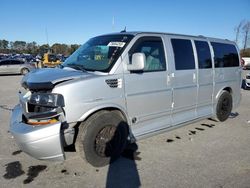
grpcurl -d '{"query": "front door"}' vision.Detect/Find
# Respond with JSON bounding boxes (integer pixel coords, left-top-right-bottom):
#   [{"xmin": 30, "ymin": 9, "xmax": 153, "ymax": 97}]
[{"xmin": 124, "ymin": 36, "xmax": 172, "ymax": 137}]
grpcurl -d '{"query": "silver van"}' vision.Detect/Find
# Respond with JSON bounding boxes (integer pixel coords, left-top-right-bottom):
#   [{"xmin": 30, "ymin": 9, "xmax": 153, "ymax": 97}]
[
  {"xmin": 0, "ymin": 59, "xmax": 35, "ymax": 75},
  {"xmin": 10, "ymin": 32, "xmax": 241, "ymax": 167}
]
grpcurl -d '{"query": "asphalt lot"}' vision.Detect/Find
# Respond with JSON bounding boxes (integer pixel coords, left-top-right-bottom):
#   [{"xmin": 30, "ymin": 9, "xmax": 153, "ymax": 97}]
[{"xmin": 0, "ymin": 71, "xmax": 250, "ymax": 188}]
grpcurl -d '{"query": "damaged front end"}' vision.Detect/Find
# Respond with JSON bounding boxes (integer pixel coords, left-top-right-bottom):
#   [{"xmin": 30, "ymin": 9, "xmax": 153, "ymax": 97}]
[{"xmin": 9, "ymin": 68, "xmax": 82, "ymax": 161}]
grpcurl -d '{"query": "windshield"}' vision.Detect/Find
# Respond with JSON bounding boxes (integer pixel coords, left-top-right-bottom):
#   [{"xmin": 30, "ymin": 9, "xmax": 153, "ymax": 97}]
[{"xmin": 63, "ymin": 34, "xmax": 134, "ymax": 72}]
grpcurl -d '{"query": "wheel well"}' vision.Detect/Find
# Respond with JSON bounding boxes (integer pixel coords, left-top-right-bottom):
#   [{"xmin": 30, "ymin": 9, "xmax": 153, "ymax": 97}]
[
  {"xmin": 223, "ymin": 87, "xmax": 232, "ymax": 94},
  {"xmin": 73, "ymin": 107, "xmax": 130, "ymax": 147},
  {"xmin": 75, "ymin": 107, "xmax": 129, "ymax": 131},
  {"xmin": 88, "ymin": 108, "xmax": 128, "ymax": 122},
  {"xmin": 21, "ymin": 67, "xmax": 29, "ymax": 73},
  {"xmin": 215, "ymin": 87, "xmax": 233, "ymax": 104}
]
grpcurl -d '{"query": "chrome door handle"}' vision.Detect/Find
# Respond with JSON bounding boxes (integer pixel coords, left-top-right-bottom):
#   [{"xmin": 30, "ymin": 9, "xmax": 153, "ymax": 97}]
[
  {"xmin": 167, "ymin": 73, "xmax": 175, "ymax": 85},
  {"xmin": 193, "ymin": 73, "xmax": 196, "ymax": 82}
]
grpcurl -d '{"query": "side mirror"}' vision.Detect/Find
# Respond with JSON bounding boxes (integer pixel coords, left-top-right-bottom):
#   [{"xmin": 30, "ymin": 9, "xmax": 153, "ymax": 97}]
[{"xmin": 127, "ymin": 53, "xmax": 145, "ymax": 71}]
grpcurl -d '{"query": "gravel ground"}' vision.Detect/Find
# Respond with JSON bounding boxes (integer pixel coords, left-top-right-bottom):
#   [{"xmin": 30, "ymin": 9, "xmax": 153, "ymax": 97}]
[{"xmin": 0, "ymin": 71, "xmax": 250, "ymax": 188}]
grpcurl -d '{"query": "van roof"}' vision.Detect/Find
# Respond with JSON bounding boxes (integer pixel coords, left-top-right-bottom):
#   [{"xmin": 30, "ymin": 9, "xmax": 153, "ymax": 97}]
[{"xmin": 99, "ymin": 31, "xmax": 235, "ymax": 45}]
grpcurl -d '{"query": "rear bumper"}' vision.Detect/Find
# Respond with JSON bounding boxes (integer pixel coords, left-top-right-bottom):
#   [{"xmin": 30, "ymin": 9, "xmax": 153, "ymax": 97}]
[{"xmin": 10, "ymin": 104, "xmax": 65, "ymax": 160}]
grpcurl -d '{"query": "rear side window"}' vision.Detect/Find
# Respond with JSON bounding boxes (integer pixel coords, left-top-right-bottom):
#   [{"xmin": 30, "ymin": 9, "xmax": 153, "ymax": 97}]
[
  {"xmin": 195, "ymin": 41, "xmax": 212, "ymax": 69},
  {"xmin": 12, "ymin": 60, "xmax": 23, "ymax": 65},
  {"xmin": 8, "ymin": 60, "xmax": 16, "ymax": 65},
  {"xmin": 211, "ymin": 42, "xmax": 239, "ymax": 67},
  {"xmin": 171, "ymin": 39, "xmax": 195, "ymax": 70}
]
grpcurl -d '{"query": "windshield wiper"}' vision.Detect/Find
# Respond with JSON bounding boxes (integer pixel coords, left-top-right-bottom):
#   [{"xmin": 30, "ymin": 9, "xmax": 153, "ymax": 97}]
[{"xmin": 66, "ymin": 64, "xmax": 86, "ymax": 72}]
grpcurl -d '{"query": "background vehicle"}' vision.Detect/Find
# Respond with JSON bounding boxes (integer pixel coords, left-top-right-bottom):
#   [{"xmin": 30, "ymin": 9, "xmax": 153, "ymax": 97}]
[
  {"xmin": 244, "ymin": 72, "xmax": 250, "ymax": 89},
  {"xmin": 42, "ymin": 53, "xmax": 61, "ymax": 67},
  {"xmin": 242, "ymin": 57, "xmax": 250, "ymax": 69},
  {"xmin": 0, "ymin": 59, "xmax": 36, "ymax": 75}
]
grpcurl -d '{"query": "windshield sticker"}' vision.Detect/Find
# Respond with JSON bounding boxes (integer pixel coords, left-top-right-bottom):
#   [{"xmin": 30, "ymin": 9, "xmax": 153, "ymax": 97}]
[{"xmin": 107, "ymin": 42, "xmax": 126, "ymax": 48}]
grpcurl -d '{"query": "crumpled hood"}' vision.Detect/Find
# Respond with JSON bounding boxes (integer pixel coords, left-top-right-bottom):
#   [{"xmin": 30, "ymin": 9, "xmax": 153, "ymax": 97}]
[{"xmin": 22, "ymin": 67, "xmax": 92, "ymax": 90}]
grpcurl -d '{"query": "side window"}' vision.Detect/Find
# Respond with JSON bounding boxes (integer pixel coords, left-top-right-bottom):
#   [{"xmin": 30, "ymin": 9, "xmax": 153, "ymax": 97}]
[
  {"xmin": 171, "ymin": 39, "xmax": 195, "ymax": 70},
  {"xmin": 0, "ymin": 60, "xmax": 9, "ymax": 65},
  {"xmin": 129, "ymin": 37, "xmax": 166, "ymax": 72},
  {"xmin": 211, "ymin": 42, "xmax": 239, "ymax": 67},
  {"xmin": 11, "ymin": 60, "xmax": 17, "ymax": 65},
  {"xmin": 15, "ymin": 60, "xmax": 24, "ymax": 65},
  {"xmin": 8, "ymin": 60, "xmax": 16, "ymax": 65},
  {"xmin": 195, "ymin": 41, "xmax": 212, "ymax": 69}
]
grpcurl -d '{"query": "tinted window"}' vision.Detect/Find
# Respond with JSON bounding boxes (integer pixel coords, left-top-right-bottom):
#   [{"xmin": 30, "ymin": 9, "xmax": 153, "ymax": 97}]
[
  {"xmin": 0, "ymin": 60, "xmax": 10, "ymax": 65},
  {"xmin": 129, "ymin": 37, "xmax": 166, "ymax": 72},
  {"xmin": 11, "ymin": 60, "xmax": 23, "ymax": 65},
  {"xmin": 171, "ymin": 39, "xmax": 195, "ymax": 70},
  {"xmin": 211, "ymin": 42, "xmax": 239, "ymax": 67},
  {"xmin": 195, "ymin": 41, "xmax": 212, "ymax": 69}
]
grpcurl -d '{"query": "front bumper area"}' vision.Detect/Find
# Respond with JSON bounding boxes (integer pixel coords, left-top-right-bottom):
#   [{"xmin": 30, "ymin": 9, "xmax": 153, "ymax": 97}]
[
  {"xmin": 10, "ymin": 104, "xmax": 65, "ymax": 160},
  {"xmin": 246, "ymin": 79, "xmax": 250, "ymax": 88}
]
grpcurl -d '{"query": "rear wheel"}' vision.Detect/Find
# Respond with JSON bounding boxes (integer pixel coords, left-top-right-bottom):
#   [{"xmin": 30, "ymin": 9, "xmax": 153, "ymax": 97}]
[
  {"xmin": 21, "ymin": 68, "xmax": 29, "ymax": 75},
  {"xmin": 76, "ymin": 111, "xmax": 129, "ymax": 167},
  {"xmin": 216, "ymin": 91, "xmax": 232, "ymax": 122}
]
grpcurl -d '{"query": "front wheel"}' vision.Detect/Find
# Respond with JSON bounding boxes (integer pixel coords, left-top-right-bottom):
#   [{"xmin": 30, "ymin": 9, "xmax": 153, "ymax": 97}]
[
  {"xmin": 216, "ymin": 91, "xmax": 232, "ymax": 122},
  {"xmin": 21, "ymin": 68, "xmax": 29, "ymax": 75},
  {"xmin": 76, "ymin": 111, "xmax": 129, "ymax": 167}
]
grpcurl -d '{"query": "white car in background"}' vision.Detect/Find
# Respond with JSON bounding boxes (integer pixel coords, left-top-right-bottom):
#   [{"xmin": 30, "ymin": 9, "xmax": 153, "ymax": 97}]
[
  {"xmin": 242, "ymin": 57, "xmax": 250, "ymax": 69},
  {"xmin": 244, "ymin": 72, "xmax": 250, "ymax": 89}
]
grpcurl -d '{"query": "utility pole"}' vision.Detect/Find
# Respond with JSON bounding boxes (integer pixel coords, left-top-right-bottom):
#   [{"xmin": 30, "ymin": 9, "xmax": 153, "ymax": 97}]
[{"xmin": 45, "ymin": 27, "xmax": 50, "ymax": 53}]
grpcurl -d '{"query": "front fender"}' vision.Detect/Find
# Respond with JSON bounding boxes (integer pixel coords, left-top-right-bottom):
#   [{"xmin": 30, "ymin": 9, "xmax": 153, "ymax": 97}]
[{"xmin": 77, "ymin": 104, "xmax": 131, "ymax": 126}]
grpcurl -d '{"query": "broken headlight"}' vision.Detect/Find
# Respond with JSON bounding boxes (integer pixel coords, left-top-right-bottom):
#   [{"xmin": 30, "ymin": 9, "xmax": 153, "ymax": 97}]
[{"xmin": 29, "ymin": 93, "xmax": 65, "ymax": 108}]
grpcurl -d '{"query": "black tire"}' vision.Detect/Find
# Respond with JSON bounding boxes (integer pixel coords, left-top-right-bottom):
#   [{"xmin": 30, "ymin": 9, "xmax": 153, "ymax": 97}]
[
  {"xmin": 244, "ymin": 82, "xmax": 249, "ymax": 90},
  {"xmin": 21, "ymin": 68, "xmax": 29, "ymax": 75},
  {"xmin": 244, "ymin": 84, "xmax": 247, "ymax": 90},
  {"xmin": 76, "ymin": 111, "xmax": 129, "ymax": 167},
  {"xmin": 216, "ymin": 91, "xmax": 232, "ymax": 122}
]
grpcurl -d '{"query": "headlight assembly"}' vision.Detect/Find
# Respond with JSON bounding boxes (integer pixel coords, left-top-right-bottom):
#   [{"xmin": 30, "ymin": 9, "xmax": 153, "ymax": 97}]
[{"xmin": 29, "ymin": 93, "xmax": 65, "ymax": 108}]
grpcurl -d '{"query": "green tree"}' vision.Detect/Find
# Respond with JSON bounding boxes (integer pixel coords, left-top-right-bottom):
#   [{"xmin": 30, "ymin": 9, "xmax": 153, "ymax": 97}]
[
  {"xmin": 0, "ymin": 38, "xmax": 81, "ymax": 56},
  {"xmin": 13, "ymin": 41, "xmax": 26, "ymax": 52},
  {"xmin": 51, "ymin": 43, "xmax": 70, "ymax": 55},
  {"xmin": 241, "ymin": 48, "xmax": 250, "ymax": 57},
  {"xmin": 0, "ymin": 39, "xmax": 9, "ymax": 49},
  {"xmin": 69, "ymin": 44, "xmax": 80, "ymax": 55},
  {"xmin": 26, "ymin": 41, "xmax": 38, "ymax": 54},
  {"xmin": 38, "ymin": 44, "xmax": 50, "ymax": 55}
]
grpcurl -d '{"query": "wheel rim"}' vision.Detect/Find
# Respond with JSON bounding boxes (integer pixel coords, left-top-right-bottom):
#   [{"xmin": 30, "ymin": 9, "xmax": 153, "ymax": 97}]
[
  {"xmin": 22, "ymin": 69, "xmax": 28, "ymax": 74},
  {"xmin": 95, "ymin": 125, "xmax": 121, "ymax": 157}
]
